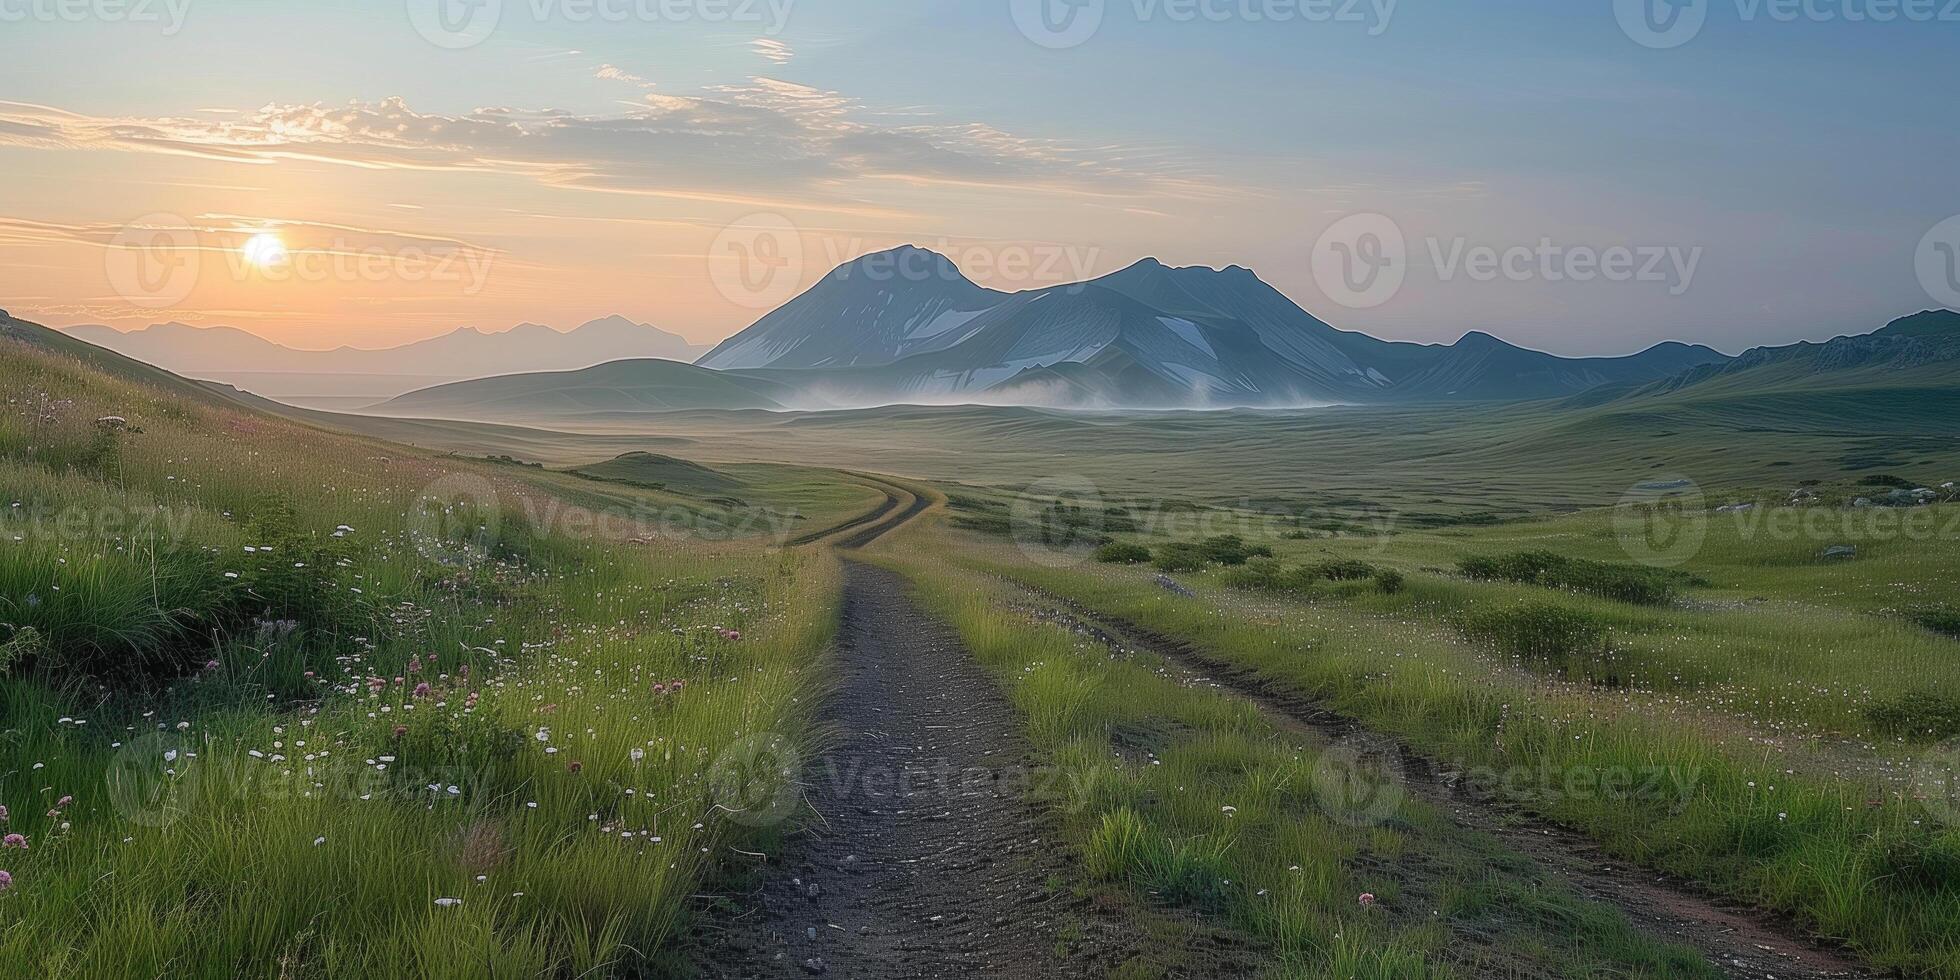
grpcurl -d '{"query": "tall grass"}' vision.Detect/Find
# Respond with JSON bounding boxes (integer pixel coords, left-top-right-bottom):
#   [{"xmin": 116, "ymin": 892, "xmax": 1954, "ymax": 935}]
[{"xmin": 0, "ymin": 335, "xmax": 844, "ymax": 976}]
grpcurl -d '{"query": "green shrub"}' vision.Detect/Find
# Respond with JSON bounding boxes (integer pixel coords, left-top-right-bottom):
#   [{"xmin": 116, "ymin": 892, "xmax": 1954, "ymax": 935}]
[
  {"xmin": 1315, "ymin": 558, "xmax": 1376, "ymax": 581},
  {"xmin": 1910, "ymin": 608, "xmax": 1960, "ymax": 639},
  {"xmin": 1152, "ymin": 543, "xmax": 1207, "ymax": 573},
  {"xmin": 1197, "ymin": 534, "xmax": 1270, "ymax": 566},
  {"xmin": 1876, "ymin": 830, "xmax": 1960, "ymax": 893},
  {"xmin": 1457, "ymin": 550, "xmax": 1692, "ymax": 606},
  {"xmin": 1463, "ymin": 601, "xmax": 1626, "ymax": 685},
  {"xmin": 1374, "ymin": 569, "xmax": 1406, "ymax": 594},
  {"xmin": 1221, "ymin": 556, "xmax": 1287, "ymax": 590},
  {"xmin": 1865, "ymin": 691, "xmax": 1960, "ymax": 740},
  {"xmin": 1094, "ymin": 542, "xmax": 1152, "ymax": 565}
]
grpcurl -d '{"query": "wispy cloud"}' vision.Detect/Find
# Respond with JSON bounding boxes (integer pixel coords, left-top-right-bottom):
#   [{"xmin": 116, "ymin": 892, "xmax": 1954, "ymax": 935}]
[
  {"xmin": 748, "ymin": 38, "xmax": 794, "ymax": 65},
  {"xmin": 0, "ymin": 85, "xmax": 1201, "ymax": 212}
]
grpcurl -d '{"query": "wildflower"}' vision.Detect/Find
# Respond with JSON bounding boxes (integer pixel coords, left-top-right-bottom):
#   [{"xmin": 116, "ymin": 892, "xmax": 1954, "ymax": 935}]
[
  {"xmin": 1, "ymin": 834, "xmax": 23, "ymax": 849},
  {"xmin": 434, "ymin": 897, "xmax": 462, "ymax": 908},
  {"xmin": 412, "ymin": 683, "xmax": 432, "ymax": 699},
  {"xmin": 651, "ymin": 683, "xmax": 667, "ymax": 696},
  {"xmin": 0, "ymin": 805, "xmax": 8, "ymax": 822},
  {"xmin": 203, "ymin": 660, "xmax": 221, "ymax": 672},
  {"xmin": 1358, "ymin": 893, "xmax": 1377, "ymax": 908},
  {"xmin": 720, "ymin": 629, "xmax": 742, "ymax": 641},
  {"xmin": 408, "ymin": 656, "xmax": 422, "ymax": 675},
  {"xmin": 54, "ymin": 796, "xmax": 71, "ymax": 809},
  {"xmin": 568, "ymin": 761, "xmax": 583, "ymax": 773},
  {"xmin": 0, "ymin": 870, "xmax": 11, "ymax": 890},
  {"xmin": 392, "ymin": 725, "xmax": 408, "ymax": 739}
]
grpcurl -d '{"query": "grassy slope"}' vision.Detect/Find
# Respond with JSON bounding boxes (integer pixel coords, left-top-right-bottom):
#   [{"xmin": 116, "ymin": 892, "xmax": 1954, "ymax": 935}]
[
  {"xmin": 868, "ymin": 518, "xmax": 1722, "ymax": 979},
  {"xmin": 940, "ymin": 482, "xmax": 1960, "ymax": 976},
  {"xmin": 0, "ymin": 317, "xmax": 850, "ymax": 976}
]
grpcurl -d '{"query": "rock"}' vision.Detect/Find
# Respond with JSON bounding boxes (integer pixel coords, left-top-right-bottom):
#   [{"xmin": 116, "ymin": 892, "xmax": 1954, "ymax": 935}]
[
  {"xmin": 1851, "ymin": 497, "xmax": 1873, "ymax": 508},
  {"xmin": 800, "ymin": 956, "xmax": 828, "ymax": 974},
  {"xmin": 1154, "ymin": 574, "xmax": 1194, "ymax": 598},
  {"xmin": 1820, "ymin": 545, "xmax": 1857, "ymax": 561}
]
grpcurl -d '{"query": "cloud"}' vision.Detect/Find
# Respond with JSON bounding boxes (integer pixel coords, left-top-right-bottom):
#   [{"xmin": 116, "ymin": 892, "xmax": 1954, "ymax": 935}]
[
  {"xmin": 748, "ymin": 38, "xmax": 794, "ymax": 65},
  {"xmin": 0, "ymin": 85, "xmax": 1192, "ymax": 212}
]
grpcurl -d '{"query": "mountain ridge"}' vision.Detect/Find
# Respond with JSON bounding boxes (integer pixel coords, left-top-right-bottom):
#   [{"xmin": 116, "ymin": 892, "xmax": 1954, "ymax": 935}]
[{"xmin": 697, "ymin": 246, "xmax": 1734, "ymax": 407}]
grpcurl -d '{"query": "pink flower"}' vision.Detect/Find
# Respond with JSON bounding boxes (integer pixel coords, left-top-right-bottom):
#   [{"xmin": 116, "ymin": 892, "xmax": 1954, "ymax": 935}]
[
  {"xmin": 1, "ymin": 834, "xmax": 23, "ymax": 849},
  {"xmin": 367, "ymin": 677, "xmax": 386, "ymax": 693},
  {"xmin": 407, "ymin": 656, "xmax": 422, "ymax": 675},
  {"xmin": 54, "ymin": 796, "xmax": 71, "ymax": 809},
  {"xmin": 0, "ymin": 805, "xmax": 8, "ymax": 822},
  {"xmin": 203, "ymin": 660, "xmax": 221, "ymax": 672},
  {"xmin": 568, "ymin": 761, "xmax": 583, "ymax": 773},
  {"xmin": 412, "ymin": 683, "xmax": 432, "ymax": 699},
  {"xmin": 651, "ymin": 683, "xmax": 667, "ymax": 696},
  {"xmin": 0, "ymin": 870, "xmax": 12, "ymax": 890},
  {"xmin": 719, "ymin": 629, "xmax": 742, "ymax": 641},
  {"xmin": 1358, "ymin": 892, "xmax": 1377, "ymax": 908},
  {"xmin": 670, "ymin": 679, "xmax": 685, "ymax": 694}
]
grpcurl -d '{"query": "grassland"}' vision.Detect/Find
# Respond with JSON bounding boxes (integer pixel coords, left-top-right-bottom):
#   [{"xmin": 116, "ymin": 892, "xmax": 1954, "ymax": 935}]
[
  {"xmin": 0, "ymin": 320, "xmax": 867, "ymax": 976},
  {"xmin": 866, "ymin": 528, "xmax": 1728, "ymax": 978},
  {"xmin": 927, "ymin": 479, "xmax": 1960, "ymax": 977}
]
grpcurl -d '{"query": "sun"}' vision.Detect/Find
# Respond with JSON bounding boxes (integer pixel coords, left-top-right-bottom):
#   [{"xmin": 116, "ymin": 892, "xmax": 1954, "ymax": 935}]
[{"xmin": 241, "ymin": 232, "xmax": 288, "ymax": 269}]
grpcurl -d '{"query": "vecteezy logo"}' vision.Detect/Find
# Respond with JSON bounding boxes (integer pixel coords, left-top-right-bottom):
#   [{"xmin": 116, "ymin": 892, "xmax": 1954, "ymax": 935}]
[
  {"xmin": 1916, "ymin": 215, "xmax": 1960, "ymax": 312},
  {"xmin": 708, "ymin": 213, "xmax": 804, "ymax": 310},
  {"xmin": 104, "ymin": 213, "xmax": 199, "ymax": 309},
  {"xmin": 1010, "ymin": 0, "xmax": 1105, "ymax": 49},
  {"xmin": 1614, "ymin": 0, "xmax": 1707, "ymax": 49},
  {"xmin": 1917, "ymin": 739, "xmax": 1960, "ymax": 828},
  {"xmin": 1311, "ymin": 213, "xmax": 1406, "ymax": 309},
  {"xmin": 1613, "ymin": 476, "xmax": 1707, "ymax": 568},
  {"xmin": 408, "ymin": 0, "xmax": 502, "ymax": 49},
  {"xmin": 1310, "ymin": 740, "xmax": 1406, "ymax": 827},
  {"xmin": 707, "ymin": 732, "xmax": 804, "ymax": 828},
  {"xmin": 407, "ymin": 473, "xmax": 502, "ymax": 567},
  {"xmin": 105, "ymin": 732, "xmax": 195, "ymax": 829},
  {"xmin": 1009, "ymin": 475, "xmax": 1105, "ymax": 568}
]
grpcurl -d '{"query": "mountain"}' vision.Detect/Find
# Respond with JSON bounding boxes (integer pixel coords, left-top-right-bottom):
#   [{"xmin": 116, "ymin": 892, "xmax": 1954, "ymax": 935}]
[
  {"xmin": 697, "ymin": 245, "xmax": 1007, "ymax": 370},
  {"xmin": 1606, "ymin": 309, "xmax": 1960, "ymax": 404},
  {"xmin": 702, "ymin": 247, "xmax": 1731, "ymax": 407},
  {"xmin": 61, "ymin": 316, "xmax": 708, "ymax": 403},
  {"xmin": 374, "ymin": 359, "xmax": 793, "ymax": 421}
]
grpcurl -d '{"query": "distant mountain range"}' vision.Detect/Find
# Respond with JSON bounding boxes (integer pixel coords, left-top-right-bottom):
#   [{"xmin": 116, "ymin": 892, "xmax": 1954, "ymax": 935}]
[
  {"xmin": 699, "ymin": 246, "xmax": 1729, "ymax": 407},
  {"xmin": 60, "ymin": 316, "xmax": 706, "ymax": 404},
  {"xmin": 46, "ymin": 245, "xmax": 1956, "ymax": 418}
]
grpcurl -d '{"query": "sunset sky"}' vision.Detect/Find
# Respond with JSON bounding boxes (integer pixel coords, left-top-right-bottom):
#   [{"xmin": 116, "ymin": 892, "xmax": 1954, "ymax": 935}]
[{"xmin": 1, "ymin": 0, "xmax": 1954, "ymax": 355}]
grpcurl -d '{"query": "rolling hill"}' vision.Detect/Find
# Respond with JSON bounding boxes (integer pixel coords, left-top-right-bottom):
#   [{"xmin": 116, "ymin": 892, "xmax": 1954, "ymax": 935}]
[
  {"xmin": 373, "ymin": 358, "xmax": 794, "ymax": 421},
  {"xmin": 61, "ymin": 315, "xmax": 707, "ymax": 404}
]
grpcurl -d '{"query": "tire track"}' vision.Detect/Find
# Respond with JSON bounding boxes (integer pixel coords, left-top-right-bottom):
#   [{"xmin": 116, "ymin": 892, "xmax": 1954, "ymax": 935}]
[
  {"xmin": 1012, "ymin": 584, "xmax": 1875, "ymax": 980},
  {"xmin": 696, "ymin": 493, "xmax": 1262, "ymax": 977}
]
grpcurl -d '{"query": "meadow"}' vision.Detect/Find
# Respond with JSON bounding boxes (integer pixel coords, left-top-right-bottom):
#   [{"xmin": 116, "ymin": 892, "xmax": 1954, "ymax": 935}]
[
  {"xmin": 926, "ymin": 474, "xmax": 1960, "ymax": 976},
  {"xmin": 0, "ymin": 323, "xmax": 871, "ymax": 976}
]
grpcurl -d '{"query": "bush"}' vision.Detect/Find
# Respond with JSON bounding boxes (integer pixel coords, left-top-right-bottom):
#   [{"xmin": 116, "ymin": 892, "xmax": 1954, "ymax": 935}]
[
  {"xmin": 1221, "ymin": 556, "xmax": 1287, "ymax": 590},
  {"xmin": 1866, "ymin": 692, "xmax": 1960, "ymax": 740},
  {"xmin": 1197, "ymin": 535, "xmax": 1271, "ymax": 566},
  {"xmin": 1457, "ymin": 550, "xmax": 1692, "ymax": 606},
  {"xmin": 1374, "ymin": 569, "xmax": 1406, "ymax": 594},
  {"xmin": 1315, "ymin": 558, "xmax": 1377, "ymax": 581},
  {"xmin": 1910, "ymin": 608, "xmax": 1960, "ymax": 639},
  {"xmin": 1463, "ymin": 602, "xmax": 1625, "ymax": 685},
  {"xmin": 1094, "ymin": 542, "xmax": 1152, "ymax": 565},
  {"xmin": 1877, "ymin": 830, "xmax": 1960, "ymax": 893},
  {"xmin": 1152, "ymin": 543, "xmax": 1208, "ymax": 573}
]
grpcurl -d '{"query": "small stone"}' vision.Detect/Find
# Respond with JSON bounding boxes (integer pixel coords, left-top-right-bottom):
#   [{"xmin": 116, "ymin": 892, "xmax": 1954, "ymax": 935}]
[{"xmin": 801, "ymin": 957, "xmax": 827, "ymax": 975}]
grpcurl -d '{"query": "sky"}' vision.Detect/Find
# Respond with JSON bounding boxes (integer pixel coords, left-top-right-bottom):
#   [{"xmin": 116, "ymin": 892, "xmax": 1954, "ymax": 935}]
[{"xmin": 0, "ymin": 0, "xmax": 1955, "ymax": 356}]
